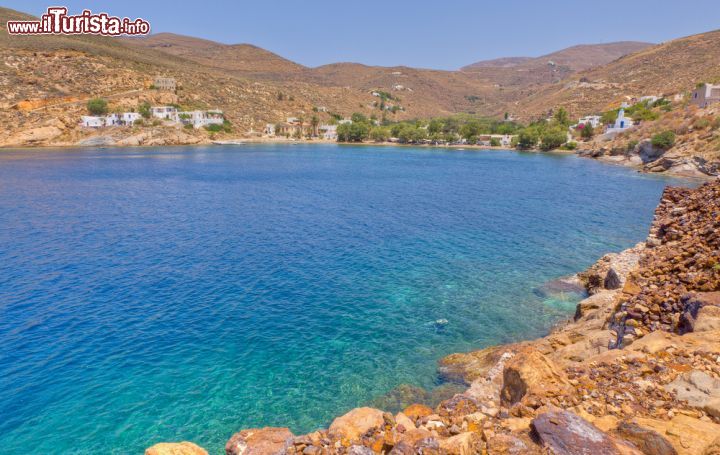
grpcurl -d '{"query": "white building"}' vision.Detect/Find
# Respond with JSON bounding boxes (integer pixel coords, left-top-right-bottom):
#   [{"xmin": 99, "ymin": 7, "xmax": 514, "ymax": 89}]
[
  {"xmin": 264, "ymin": 123, "xmax": 276, "ymax": 136},
  {"xmin": 691, "ymin": 83, "xmax": 720, "ymax": 108},
  {"xmin": 122, "ymin": 112, "xmax": 142, "ymax": 125},
  {"xmin": 151, "ymin": 106, "xmax": 179, "ymax": 122},
  {"xmin": 338, "ymin": 118, "xmax": 352, "ymax": 125},
  {"xmin": 319, "ymin": 124, "xmax": 337, "ymax": 140},
  {"xmin": 178, "ymin": 110, "xmax": 224, "ymax": 129},
  {"xmin": 577, "ymin": 115, "xmax": 602, "ymax": 128},
  {"xmin": 80, "ymin": 116, "xmax": 105, "ymax": 128},
  {"xmin": 605, "ymin": 103, "xmax": 634, "ymax": 134}
]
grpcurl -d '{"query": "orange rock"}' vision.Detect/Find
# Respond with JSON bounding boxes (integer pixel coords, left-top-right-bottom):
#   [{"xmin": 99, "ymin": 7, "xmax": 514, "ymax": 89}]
[
  {"xmin": 145, "ymin": 442, "xmax": 208, "ymax": 455},
  {"xmin": 225, "ymin": 427, "xmax": 293, "ymax": 455},
  {"xmin": 402, "ymin": 403, "xmax": 433, "ymax": 421},
  {"xmin": 328, "ymin": 407, "xmax": 384, "ymax": 444}
]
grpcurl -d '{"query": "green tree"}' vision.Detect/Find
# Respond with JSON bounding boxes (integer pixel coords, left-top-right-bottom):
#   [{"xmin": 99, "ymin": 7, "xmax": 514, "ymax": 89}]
[
  {"xmin": 310, "ymin": 115, "xmax": 320, "ymax": 137},
  {"xmin": 351, "ymin": 112, "xmax": 368, "ymax": 123},
  {"xmin": 489, "ymin": 137, "xmax": 501, "ymax": 147},
  {"xmin": 369, "ymin": 126, "xmax": 390, "ymax": 142},
  {"xmin": 517, "ymin": 130, "xmax": 539, "ymax": 149},
  {"xmin": 554, "ymin": 107, "xmax": 570, "ymax": 126},
  {"xmin": 540, "ymin": 128, "xmax": 567, "ymax": 151},
  {"xmin": 137, "ymin": 102, "xmax": 151, "ymax": 119},
  {"xmin": 87, "ymin": 98, "xmax": 108, "ymax": 116}
]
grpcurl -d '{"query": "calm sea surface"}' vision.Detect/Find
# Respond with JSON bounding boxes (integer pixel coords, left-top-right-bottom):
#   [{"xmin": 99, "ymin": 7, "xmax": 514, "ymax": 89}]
[{"xmin": 0, "ymin": 144, "xmax": 691, "ymax": 453}]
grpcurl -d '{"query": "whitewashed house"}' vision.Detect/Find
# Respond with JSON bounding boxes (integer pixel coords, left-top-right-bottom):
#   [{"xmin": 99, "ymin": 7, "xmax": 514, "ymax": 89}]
[
  {"xmin": 151, "ymin": 106, "xmax": 179, "ymax": 122},
  {"xmin": 577, "ymin": 115, "xmax": 601, "ymax": 128},
  {"xmin": 178, "ymin": 110, "xmax": 224, "ymax": 129},
  {"xmin": 319, "ymin": 124, "xmax": 337, "ymax": 140},
  {"xmin": 122, "ymin": 112, "xmax": 142, "ymax": 125},
  {"xmin": 691, "ymin": 83, "xmax": 720, "ymax": 108},
  {"xmin": 81, "ymin": 116, "xmax": 105, "ymax": 128},
  {"xmin": 264, "ymin": 123, "xmax": 276, "ymax": 136}
]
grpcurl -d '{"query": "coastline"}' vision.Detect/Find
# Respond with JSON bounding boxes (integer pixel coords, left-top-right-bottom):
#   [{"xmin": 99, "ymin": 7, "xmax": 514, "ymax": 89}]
[
  {"xmin": 147, "ymin": 180, "xmax": 720, "ymax": 454},
  {"xmin": 3, "ymin": 135, "xmax": 714, "ymax": 181}
]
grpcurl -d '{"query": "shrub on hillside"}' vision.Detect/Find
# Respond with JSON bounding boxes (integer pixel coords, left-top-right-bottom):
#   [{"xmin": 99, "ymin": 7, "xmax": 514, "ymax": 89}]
[
  {"xmin": 87, "ymin": 98, "xmax": 108, "ymax": 116},
  {"xmin": 651, "ymin": 131, "xmax": 676, "ymax": 149}
]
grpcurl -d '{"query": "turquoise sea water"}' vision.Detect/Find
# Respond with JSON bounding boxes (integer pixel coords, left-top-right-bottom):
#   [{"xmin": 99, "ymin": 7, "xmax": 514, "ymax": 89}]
[{"xmin": 0, "ymin": 145, "xmax": 690, "ymax": 454}]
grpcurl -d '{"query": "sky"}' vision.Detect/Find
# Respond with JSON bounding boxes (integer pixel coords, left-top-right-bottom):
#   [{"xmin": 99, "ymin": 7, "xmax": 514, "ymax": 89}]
[{"xmin": 5, "ymin": 0, "xmax": 719, "ymax": 70}]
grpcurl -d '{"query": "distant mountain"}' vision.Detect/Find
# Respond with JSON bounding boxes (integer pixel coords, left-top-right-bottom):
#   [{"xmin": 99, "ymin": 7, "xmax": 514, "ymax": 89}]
[{"xmin": 462, "ymin": 42, "xmax": 653, "ymax": 72}]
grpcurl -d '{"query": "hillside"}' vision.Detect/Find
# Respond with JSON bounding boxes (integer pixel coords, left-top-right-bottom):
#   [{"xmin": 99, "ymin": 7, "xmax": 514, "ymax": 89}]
[
  {"xmin": 460, "ymin": 42, "xmax": 652, "ymax": 91},
  {"xmin": 462, "ymin": 42, "xmax": 652, "ymax": 72},
  {"xmin": 122, "ymin": 33, "xmax": 305, "ymax": 77},
  {"xmin": 515, "ymin": 30, "xmax": 720, "ymax": 119}
]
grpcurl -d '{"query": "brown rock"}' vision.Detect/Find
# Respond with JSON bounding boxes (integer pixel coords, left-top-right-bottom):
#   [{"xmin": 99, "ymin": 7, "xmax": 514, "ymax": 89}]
[
  {"xmin": 402, "ymin": 403, "xmax": 434, "ymax": 421},
  {"xmin": 225, "ymin": 427, "xmax": 293, "ymax": 455},
  {"xmin": 501, "ymin": 348, "xmax": 571, "ymax": 405},
  {"xmin": 145, "ymin": 442, "xmax": 208, "ymax": 455},
  {"xmin": 531, "ymin": 409, "xmax": 620, "ymax": 455},
  {"xmin": 615, "ymin": 420, "xmax": 677, "ymax": 455},
  {"xmin": 486, "ymin": 434, "xmax": 539, "ymax": 454},
  {"xmin": 328, "ymin": 407, "xmax": 384, "ymax": 443},
  {"xmin": 634, "ymin": 415, "xmax": 720, "ymax": 455},
  {"xmin": 439, "ymin": 432, "xmax": 482, "ymax": 455},
  {"xmin": 438, "ymin": 344, "xmax": 519, "ymax": 383}
]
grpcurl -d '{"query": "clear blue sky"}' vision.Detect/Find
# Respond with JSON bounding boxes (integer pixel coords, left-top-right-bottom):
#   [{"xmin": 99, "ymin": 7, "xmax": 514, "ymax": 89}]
[{"xmin": 6, "ymin": 0, "xmax": 719, "ymax": 69}]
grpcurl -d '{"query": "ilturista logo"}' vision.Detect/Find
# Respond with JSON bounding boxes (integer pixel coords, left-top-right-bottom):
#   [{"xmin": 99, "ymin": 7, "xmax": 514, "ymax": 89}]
[{"xmin": 6, "ymin": 7, "xmax": 151, "ymax": 36}]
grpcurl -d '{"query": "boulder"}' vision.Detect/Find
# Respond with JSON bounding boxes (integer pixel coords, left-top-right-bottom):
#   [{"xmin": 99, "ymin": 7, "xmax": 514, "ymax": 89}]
[
  {"xmin": 531, "ymin": 409, "xmax": 619, "ymax": 455},
  {"xmin": 664, "ymin": 370, "xmax": 720, "ymax": 418},
  {"xmin": 500, "ymin": 348, "xmax": 571, "ymax": 405},
  {"xmin": 438, "ymin": 344, "xmax": 519, "ymax": 384},
  {"xmin": 439, "ymin": 432, "xmax": 482, "ymax": 455},
  {"xmin": 638, "ymin": 139, "xmax": 666, "ymax": 163},
  {"xmin": 634, "ymin": 415, "xmax": 720, "ymax": 455},
  {"xmin": 394, "ymin": 412, "xmax": 415, "ymax": 431},
  {"xmin": 145, "ymin": 442, "xmax": 208, "ymax": 455},
  {"xmin": 328, "ymin": 407, "xmax": 384, "ymax": 443},
  {"xmin": 614, "ymin": 420, "xmax": 677, "ymax": 455},
  {"xmin": 402, "ymin": 403, "xmax": 434, "ymax": 421},
  {"xmin": 485, "ymin": 433, "xmax": 537, "ymax": 454},
  {"xmin": 225, "ymin": 427, "xmax": 293, "ymax": 455}
]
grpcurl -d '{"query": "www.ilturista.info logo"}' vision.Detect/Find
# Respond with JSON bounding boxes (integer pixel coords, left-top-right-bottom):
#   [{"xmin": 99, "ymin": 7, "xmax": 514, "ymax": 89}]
[{"xmin": 6, "ymin": 7, "xmax": 150, "ymax": 36}]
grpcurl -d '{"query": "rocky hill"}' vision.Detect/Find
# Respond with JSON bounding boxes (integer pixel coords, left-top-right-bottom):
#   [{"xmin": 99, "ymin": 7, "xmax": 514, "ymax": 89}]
[
  {"xmin": 516, "ymin": 30, "xmax": 720, "ymax": 119},
  {"xmin": 460, "ymin": 42, "xmax": 652, "ymax": 92},
  {"xmin": 147, "ymin": 179, "xmax": 720, "ymax": 455}
]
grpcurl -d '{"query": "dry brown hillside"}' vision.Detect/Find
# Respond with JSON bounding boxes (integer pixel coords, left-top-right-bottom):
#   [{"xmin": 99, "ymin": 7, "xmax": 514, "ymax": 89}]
[
  {"xmin": 515, "ymin": 30, "xmax": 720, "ymax": 119},
  {"xmin": 122, "ymin": 33, "xmax": 305, "ymax": 77},
  {"xmin": 461, "ymin": 42, "xmax": 652, "ymax": 90}
]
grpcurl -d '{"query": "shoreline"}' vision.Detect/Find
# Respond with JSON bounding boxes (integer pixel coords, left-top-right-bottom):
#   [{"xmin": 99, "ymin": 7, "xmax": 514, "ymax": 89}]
[
  {"xmin": 147, "ymin": 180, "xmax": 720, "ymax": 454},
  {"xmin": 3, "ymin": 136, "xmax": 715, "ymax": 181}
]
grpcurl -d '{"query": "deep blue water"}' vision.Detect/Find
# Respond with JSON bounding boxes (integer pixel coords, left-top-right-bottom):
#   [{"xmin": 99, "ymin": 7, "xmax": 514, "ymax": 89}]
[{"xmin": 0, "ymin": 144, "xmax": 690, "ymax": 454}]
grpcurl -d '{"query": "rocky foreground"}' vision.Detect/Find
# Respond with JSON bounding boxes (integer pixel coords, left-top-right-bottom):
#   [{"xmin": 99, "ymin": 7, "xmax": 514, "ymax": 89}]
[{"xmin": 147, "ymin": 179, "xmax": 720, "ymax": 455}]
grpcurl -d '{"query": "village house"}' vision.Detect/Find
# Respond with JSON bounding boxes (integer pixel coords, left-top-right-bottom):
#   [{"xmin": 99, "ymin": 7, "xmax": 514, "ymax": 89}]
[
  {"xmin": 576, "ymin": 115, "xmax": 602, "ymax": 129},
  {"xmin": 691, "ymin": 83, "xmax": 720, "ymax": 108},
  {"xmin": 153, "ymin": 76, "xmax": 177, "ymax": 92},
  {"xmin": 151, "ymin": 106, "xmax": 179, "ymax": 122},
  {"xmin": 80, "ymin": 116, "xmax": 105, "ymax": 128},
  {"xmin": 80, "ymin": 112, "xmax": 143, "ymax": 128},
  {"xmin": 319, "ymin": 124, "xmax": 337, "ymax": 140},
  {"xmin": 264, "ymin": 123, "xmax": 276, "ymax": 136},
  {"xmin": 178, "ymin": 110, "xmax": 224, "ymax": 129}
]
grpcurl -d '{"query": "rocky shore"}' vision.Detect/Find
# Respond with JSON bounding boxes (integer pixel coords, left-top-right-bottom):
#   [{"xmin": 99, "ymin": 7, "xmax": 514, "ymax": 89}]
[{"xmin": 151, "ymin": 179, "xmax": 720, "ymax": 454}]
